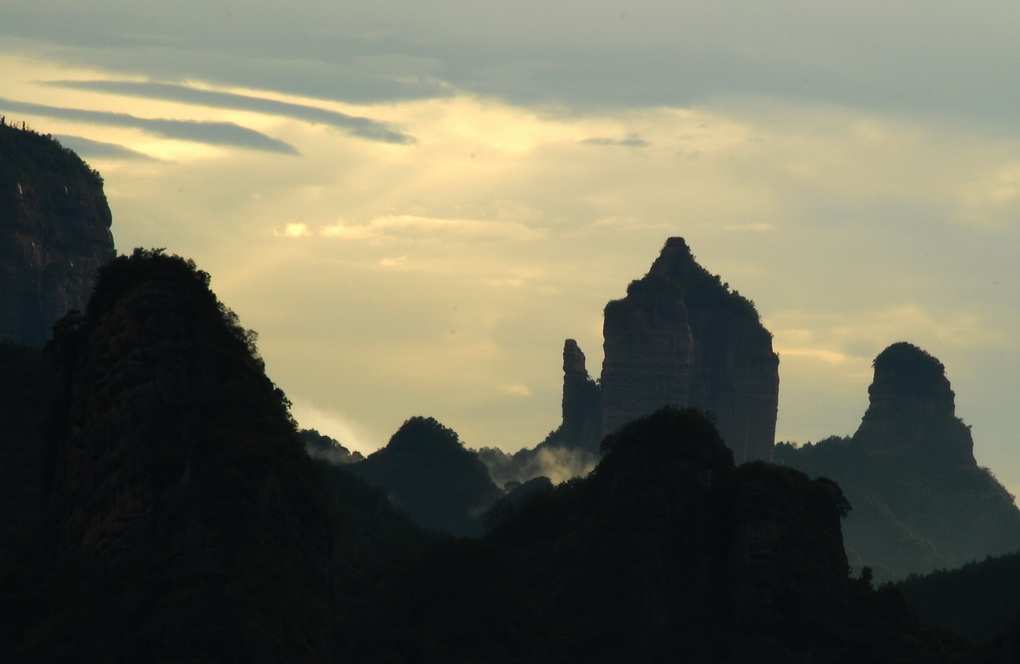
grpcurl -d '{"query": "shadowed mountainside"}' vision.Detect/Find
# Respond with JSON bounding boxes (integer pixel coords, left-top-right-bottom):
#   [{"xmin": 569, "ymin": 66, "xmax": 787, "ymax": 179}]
[
  {"xmin": 0, "ymin": 121, "xmax": 115, "ymax": 347},
  {"xmin": 1, "ymin": 249, "xmax": 336, "ymax": 662}
]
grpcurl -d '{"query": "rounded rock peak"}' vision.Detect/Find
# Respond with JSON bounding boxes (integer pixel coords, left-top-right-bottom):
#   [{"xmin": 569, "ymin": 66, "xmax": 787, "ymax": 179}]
[{"xmin": 871, "ymin": 342, "xmax": 951, "ymax": 396}]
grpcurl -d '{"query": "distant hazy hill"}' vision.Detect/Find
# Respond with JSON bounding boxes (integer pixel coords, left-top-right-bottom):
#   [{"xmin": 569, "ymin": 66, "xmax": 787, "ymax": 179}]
[
  {"xmin": 351, "ymin": 416, "xmax": 503, "ymax": 537},
  {"xmin": 897, "ymin": 550, "xmax": 1020, "ymax": 641},
  {"xmin": 776, "ymin": 342, "xmax": 1020, "ymax": 581}
]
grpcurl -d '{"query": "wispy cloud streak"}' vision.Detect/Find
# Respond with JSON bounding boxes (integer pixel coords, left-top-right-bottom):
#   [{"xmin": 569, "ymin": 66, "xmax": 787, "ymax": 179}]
[
  {"xmin": 48, "ymin": 80, "xmax": 416, "ymax": 144},
  {"xmin": 0, "ymin": 97, "xmax": 298, "ymax": 154}
]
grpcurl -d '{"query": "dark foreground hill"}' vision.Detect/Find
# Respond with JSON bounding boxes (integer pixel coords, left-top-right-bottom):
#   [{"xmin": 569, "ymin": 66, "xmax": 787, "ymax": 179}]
[{"xmin": 1, "ymin": 249, "xmax": 336, "ymax": 661}]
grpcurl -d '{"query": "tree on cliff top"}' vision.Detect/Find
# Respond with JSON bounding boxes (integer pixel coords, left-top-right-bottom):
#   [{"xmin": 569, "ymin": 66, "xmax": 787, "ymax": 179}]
[
  {"xmin": 50, "ymin": 248, "xmax": 265, "ymax": 375},
  {"xmin": 0, "ymin": 120, "xmax": 103, "ymax": 189}
]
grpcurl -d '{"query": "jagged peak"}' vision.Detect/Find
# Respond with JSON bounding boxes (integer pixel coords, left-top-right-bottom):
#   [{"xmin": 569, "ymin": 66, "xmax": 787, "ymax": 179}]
[
  {"xmin": 563, "ymin": 339, "xmax": 588, "ymax": 374},
  {"xmin": 647, "ymin": 236, "xmax": 696, "ymax": 278}
]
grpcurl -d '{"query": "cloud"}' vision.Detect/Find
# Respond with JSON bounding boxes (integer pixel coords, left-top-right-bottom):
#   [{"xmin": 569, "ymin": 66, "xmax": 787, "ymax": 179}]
[
  {"xmin": 723, "ymin": 222, "xmax": 774, "ymax": 232},
  {"xmin": 0, "ymin": 97, "xmax": 298, "ymax": 153},
  {"xmin": 498, "ymin": 383, "xmax": 532, "ymax": 397},
  {"xmin": 6, "ymin": 1, "xmax": 1020, "ymax": 131},
  {"xmin": 580, "ymin": 135, "xmax": 650, "ymax": 148},
  {"xmin": 957, "ymin": 161, "xmax": 1020, "ymax": 228},
  {"xmin": 478, "ymin": 445, "xmax": 597, "ymax": 487},
  {"xmin": 48, "ymin": 80, "xmax": 415, "ymax": 144},
  {"xmin": 288, "ymin": 398, "xmax": 379, "ymax": 456},
  {"xmin": 275, "ymin": 223, "xmax": 311, "ymax": 238},
  {"xmin": 319, "ymin": 215, "xmax": 549, "ymax": 244},
  {"xmin": 52, "ymin": 134, "xmax": 157, "ymax": 160}
]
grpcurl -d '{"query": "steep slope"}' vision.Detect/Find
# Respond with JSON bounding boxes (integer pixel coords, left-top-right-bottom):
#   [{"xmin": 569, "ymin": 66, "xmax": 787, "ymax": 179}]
[
  {"xmin": 0, "ymin": 122, "xmax": 115, "ymax": 346},
  {"xmin": 352, "ymin": 416, "xmax": 504, "ymax": 536},
  {"xmin": 1, "ymin": 249, "xmax": 335, "ymax": 662},
  {"xmin": 486, "ymin": 406, "xmax": 851, "ymax": 663},
  {"xmin": 776, "ymin": 342, "xmax": 1020, "ymax": 580}
]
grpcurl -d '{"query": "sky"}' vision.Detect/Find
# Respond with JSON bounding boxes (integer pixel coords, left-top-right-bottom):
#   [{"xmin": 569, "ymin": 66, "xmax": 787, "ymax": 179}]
[{"xmin": 2, "ymin": 2, "xmax": 1019, "ymax": 489}]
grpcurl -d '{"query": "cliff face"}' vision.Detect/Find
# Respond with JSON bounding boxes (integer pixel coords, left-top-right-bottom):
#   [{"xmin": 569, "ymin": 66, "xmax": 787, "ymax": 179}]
[
  {"xmin": 601, "ymin": 274, "xmax": 693, "ymax": 437},
  {"xmin": 852, "ymin": 342, "xmax": 975, "ymax": 466},
  {"xmin": 560, "ymin": 339, "xmax": 602, "ymax": 454},
  {"xmin": 599, "ymin": 238, "xmax": 779, "ymax": 463},
  {"xmin": 0, "ymin": 123, "xmax": 115, "ymax": 347},
  {"xmin": 24, "ymin": 250, "xmax": 335, "ymax": 662}
]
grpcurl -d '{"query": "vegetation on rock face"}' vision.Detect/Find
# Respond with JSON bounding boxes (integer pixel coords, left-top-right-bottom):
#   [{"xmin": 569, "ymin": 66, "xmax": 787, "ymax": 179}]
[
  {"xmin": 897, "ymin": 551, "xmax": 1020, "ymax": 641},
  {"xmin": 873, "ymin": 341, "xmax": 947, "ymax": 388},
  {"xmin": 0, "ymin": 119, "xmax": 103, "ymax": 190}
]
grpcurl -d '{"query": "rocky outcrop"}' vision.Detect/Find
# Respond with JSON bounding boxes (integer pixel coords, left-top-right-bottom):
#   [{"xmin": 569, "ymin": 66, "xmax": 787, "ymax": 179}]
[
  {"xmin": 599, "ymin": 237, "xmax": 779, "ymax": 463},
  {"xmin": 0, "ymin": 123, "xmax": 115, "ymax": 347},
  {"xmin": 560, "ymin": 339, "xmax": 602, "ymax": 454},
  {"xmin": 852, "ymin": 341, "xmax": 975, "ymax": 466}
]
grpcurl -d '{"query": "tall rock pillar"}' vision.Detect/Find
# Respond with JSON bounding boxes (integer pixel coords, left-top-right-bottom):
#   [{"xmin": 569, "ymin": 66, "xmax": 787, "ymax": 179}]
[{"xmin": 600, "ymin": 238, "xmax": 779, "ymax": 463}]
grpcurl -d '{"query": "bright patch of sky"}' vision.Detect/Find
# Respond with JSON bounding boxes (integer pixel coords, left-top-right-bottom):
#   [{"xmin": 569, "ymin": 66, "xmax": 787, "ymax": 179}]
[{"xmin": 1, "ymin": 1, "xmax": 1018, "ymax": 487}]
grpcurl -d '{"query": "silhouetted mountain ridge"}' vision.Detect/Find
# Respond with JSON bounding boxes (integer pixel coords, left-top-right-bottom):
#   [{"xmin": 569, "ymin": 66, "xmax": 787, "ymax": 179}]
[{"xmin": 1, "ymin": 130, "xmax": 1017, "ymax": 660}]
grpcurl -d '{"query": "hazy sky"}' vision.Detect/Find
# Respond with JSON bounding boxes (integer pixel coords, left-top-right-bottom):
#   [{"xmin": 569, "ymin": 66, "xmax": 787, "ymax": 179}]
[{"xmin": 3, "ymin": 2, "xmax": 1019, "ymax": 488}]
